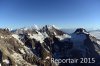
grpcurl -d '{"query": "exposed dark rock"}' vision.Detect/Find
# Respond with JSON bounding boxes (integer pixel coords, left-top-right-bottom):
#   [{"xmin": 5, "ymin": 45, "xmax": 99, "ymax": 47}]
[
  {"xmin": 74, "ymin": 28, "xmax": 87, "ymax": 34},
  {"xmin": 40, "ymin": 25, "xmax": 65, "ymax": 36}
]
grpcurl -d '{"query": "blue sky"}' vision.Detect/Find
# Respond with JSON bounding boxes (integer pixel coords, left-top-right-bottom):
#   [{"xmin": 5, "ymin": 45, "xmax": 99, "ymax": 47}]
[{"xmin": 0, "ymin": 0, "xmax": 100, "ymax": 29}]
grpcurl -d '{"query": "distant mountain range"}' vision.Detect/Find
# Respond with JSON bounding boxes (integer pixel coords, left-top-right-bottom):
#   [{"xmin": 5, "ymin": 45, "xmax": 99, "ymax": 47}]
[{"xmin": 0, "ymin": 25, "xmax": 100, "ymax": 66}]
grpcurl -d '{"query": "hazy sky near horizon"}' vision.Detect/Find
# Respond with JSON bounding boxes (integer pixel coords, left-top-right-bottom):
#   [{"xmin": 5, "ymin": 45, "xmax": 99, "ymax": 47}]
[{"xmin": 0, "ymin": 0, "xmax": 100, "ymax": 29}]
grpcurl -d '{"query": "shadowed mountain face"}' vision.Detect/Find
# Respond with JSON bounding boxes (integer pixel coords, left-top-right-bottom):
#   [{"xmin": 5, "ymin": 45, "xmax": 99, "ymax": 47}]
[{"xmin": 0, "ymin": 26, "xmax": 100, "ymax": 66}]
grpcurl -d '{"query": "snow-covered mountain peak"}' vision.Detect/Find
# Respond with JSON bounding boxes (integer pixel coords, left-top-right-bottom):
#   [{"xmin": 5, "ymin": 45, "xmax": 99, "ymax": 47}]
[
  {"xmin": 74, "ymin": 28, "xmax": 88, "ymax": 34},
  {"xmin": 52, "ymin": 25, "xmax": 59, "ymax": 29},
  {"xmin": 42, "ymin": 25, "xmax": 58, "ymax": 30},
  {"xmin": 40, "ymin": 25, "xmax": 66, "ymax": 36},
  {"xmin": 29, "ymin": 24, "xmax": 39, "ymax": 30},
  {"xmin": 33, "ymin": 24, "xmax": 39, "ymax": 30},
  {"xmin": 20, "ymin": 24, "xmax": 39, "ymax": 31}
]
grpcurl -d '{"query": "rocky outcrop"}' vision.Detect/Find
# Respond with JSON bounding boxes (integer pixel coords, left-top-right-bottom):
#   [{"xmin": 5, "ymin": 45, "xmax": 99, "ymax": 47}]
[{"xmin": 40, "ymin": 25, "xmax": 65, "ymax": 36}]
